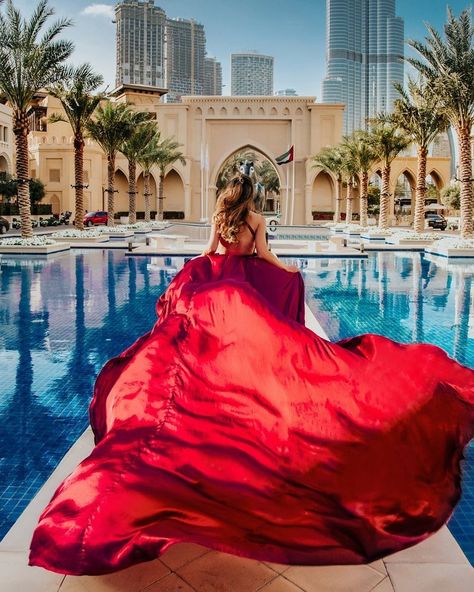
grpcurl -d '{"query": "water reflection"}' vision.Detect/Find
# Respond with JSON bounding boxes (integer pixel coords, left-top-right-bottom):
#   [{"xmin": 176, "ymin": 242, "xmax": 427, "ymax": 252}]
[
  {"xmin": 0, "ymin": 251, "xmax": 178, "ymax": 538},
  {"xmin": 303, "ymin": 252, "xmax": 474, "ymax": 368}
]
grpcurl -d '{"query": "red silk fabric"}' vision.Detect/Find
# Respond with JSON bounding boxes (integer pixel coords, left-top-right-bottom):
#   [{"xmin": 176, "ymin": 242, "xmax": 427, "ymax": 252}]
[{"xmin": 29, "ymin": 255, "xmax": 474, "ymax": 575}]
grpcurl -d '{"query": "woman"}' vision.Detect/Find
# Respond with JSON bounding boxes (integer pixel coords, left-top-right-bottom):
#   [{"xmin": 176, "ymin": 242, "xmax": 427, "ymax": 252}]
[{"xmin": 29, "ymin": 175, "xmax": 474, "ymax": 576}]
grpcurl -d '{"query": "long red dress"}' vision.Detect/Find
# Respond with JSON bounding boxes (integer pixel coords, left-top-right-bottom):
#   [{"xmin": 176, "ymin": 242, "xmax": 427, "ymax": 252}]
[{"xmin": 29, "ymin": 255, "xmax": 474, "ymax": 575}]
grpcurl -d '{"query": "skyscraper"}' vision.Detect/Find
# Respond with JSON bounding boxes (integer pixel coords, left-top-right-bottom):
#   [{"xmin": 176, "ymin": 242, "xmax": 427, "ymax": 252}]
[
  {"xmin": 165, "ymin": 17, "xmax": 206, "ymax": 102},
  {"xmin": 115, "ymin": 0, "xmax": 166, "ymax": 88},
  {"xmin": 231, "ymin": 53, "xmax": 274, "ymax": 96},
  {"xmin": 322, "ymin": 0, "xmax": 404, "ymax": 134},
  {"xmin": 204, "ymin": 57, "xmax": 223, "ymax": 95}
]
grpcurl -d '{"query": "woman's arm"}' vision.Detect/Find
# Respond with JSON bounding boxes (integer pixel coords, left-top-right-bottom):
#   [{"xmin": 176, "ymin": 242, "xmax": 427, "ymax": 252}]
[
  {"xmin": 254, "ymin": 215, "xmax": 298, "ymax": 272},
  {"xmin": 202, "ymin": 223, "xmax": 219, "ymax": 255}
]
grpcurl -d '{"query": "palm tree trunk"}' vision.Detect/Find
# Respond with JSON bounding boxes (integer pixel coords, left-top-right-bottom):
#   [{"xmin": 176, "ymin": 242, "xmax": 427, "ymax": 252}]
[
  {"xmin": 345, "ymin": 178, "xmax": 353, "ymax": 224},
  {"xmin": 107, "ymin": 154, "xmax": 115, "ymax": 227},
  {"xmin": 360, "ymin": 171, "xmax": 369, "ymax": 227},
  {"xmin": 333, "ymin": 177, "xmax": 341, "ymax": 223},
  {"xmin": 13, "ymin": 109, "xmax": 32, "ymax": 239},
  {"xmin": 413, "ymin": 146, "xmax": 427, "ymax": 234},
  {"xmin": 144, "ymin": 172, "xmax": 151, "ymax": 223},
  {"xmin": 458, "ymin": 128, "xmax": 474, "ymax": 238},
  {"xmin": 74, "ymin": 134, "xmax": 85, "ymax": 231},
  {"xmin": 128, "ymin": 159, "xmax": 137, "ymax": 225},
  {"xmin": 158, "ymin": 171, "xmax": 165, "ymax": 222},
  {"xmin": 379, "ymin": 165, "xmax": 391, "ymax": 230}
]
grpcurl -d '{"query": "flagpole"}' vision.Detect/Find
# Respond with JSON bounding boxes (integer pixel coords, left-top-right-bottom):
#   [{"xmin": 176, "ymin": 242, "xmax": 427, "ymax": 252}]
[{"xmin": 291, "ymin": 146, "xmax": 296, "ymax": 225}]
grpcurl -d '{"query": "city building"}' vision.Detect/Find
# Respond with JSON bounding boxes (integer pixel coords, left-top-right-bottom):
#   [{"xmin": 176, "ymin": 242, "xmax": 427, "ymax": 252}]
[
  {"xmin": 231, "ymin": 53, "xmax": 274, "ymax": 96},
  {"xmin": 322, "ymin": 0, "xmax": 404, "ymax": 134},
  {"xmin": 275, "ymin": 89, "xmax": 298, "ymax": 96},
  {"xmin": 115, "ymin": 0, "xmax": 166, "ymax": 89},
  {"xmin": 165, "ymin": 17, "xmax": 206, "ymax": 103},
  {"xmin": 204, "ymin": 57, "xmax": 223, "ymax": 96}
]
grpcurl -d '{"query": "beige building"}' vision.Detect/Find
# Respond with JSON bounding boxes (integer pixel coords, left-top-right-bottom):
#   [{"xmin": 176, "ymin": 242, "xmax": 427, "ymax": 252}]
[
  {"xmin": 21, "ymin": 87, "xmax": 452, "ymax": 225},
  {"xmin": 0, "ymin": 103, "xmax": 13, "ymax": 177}
]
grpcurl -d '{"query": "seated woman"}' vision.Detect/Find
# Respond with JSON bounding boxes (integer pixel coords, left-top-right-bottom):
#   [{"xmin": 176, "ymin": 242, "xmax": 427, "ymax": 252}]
[{"xmin": 29, "ymin": 174, "xmax": 474, "ymax": 577}]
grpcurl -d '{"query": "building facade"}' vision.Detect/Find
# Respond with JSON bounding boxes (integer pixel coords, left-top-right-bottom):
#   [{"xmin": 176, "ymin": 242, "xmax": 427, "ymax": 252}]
[
  {"xmin": 204, "ymin": 57, "xmax": 223, "ymax": 96},
  {"xmin": 165, "ymin": 18, "xmax": 206, "ymax": 103},
  {"xmin": 231, "ymin": 53, "xmax": 274, "ymax": 96},
  {"xmin": 0, "ymin": 103, "xmax": 13, "ymax": 177},
  {"xmin": 275, "ymin": 89, "xmax": 298, "ymax": 96},
  {"xmin": 115, "ymin": 0, "xmax": 166, "ymax": 89},
  {"xmin": 322, "ymin": 0, "xmax": 404, "ymax": 134}
]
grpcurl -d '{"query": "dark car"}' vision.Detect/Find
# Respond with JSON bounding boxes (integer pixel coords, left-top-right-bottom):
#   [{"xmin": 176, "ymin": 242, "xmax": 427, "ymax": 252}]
[
  {"xmin": 0, "ymin": 216, "xmax": 10, "ymax": 234},
  {"xmin": 83, "ymin": 211, "xmax": 108, "ymax": 226},
  {"xmin": 425, "ymin": 213, "xmax": 447, "ymax": 230}
]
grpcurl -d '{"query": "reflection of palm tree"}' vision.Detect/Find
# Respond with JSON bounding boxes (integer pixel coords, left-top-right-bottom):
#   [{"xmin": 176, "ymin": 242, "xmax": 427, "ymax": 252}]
[
  {"xmin": 128, "ymin": 256, "xmax": 137, "ymax": 303},
  {"xmin": 107, "ymin": 250, "xmax": 116, "ymax": 319},
  {"xmin": 412, "ymin": 255, "xmax": 424, "ymax": 342},
  {"xmin": 453, "ymin": 273, "xmax": 472, "ymax": 364}
]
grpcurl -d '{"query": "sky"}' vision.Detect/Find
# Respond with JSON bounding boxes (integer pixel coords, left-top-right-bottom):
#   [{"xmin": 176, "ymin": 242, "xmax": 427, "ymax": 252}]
[{"xmin": 7, "ymin": 0, "xmax": 474, "ymax": 97}]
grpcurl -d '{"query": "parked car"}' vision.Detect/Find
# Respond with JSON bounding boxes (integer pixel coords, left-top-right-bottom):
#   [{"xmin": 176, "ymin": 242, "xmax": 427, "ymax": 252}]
[
  {"xmin": 83, "ymin": 211, "xmax": 108, "ymax": 226},
  {"xmin": 425, "ymin": 213, "xmax": 447, "ymax": 230},
  {"xmin": 0, "ymin": 216, "xmax": 10, "ymax": 234}
]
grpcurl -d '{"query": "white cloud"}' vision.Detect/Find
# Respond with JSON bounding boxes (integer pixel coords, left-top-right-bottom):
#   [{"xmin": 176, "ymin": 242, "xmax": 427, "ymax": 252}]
[{"xmin": 81, "ymin": 4, "xmax": 115, "ymax": 20}]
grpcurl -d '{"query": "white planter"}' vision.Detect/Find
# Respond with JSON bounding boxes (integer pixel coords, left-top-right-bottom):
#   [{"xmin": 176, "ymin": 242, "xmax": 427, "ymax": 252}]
[
  {"xmin": 386, "ymin": 237, "xmax": 435, "ymax": 246},
  {"xmin": 0, "ymin": 242, "xmax": 70, "ymax": 255},
  {"xmin": 360, "ymin": 233, "xmax": 388, "ymax": 242},
  {"xmin": 107, "ymin": 231, "xmax": 134, "ymax": 239},
  {"xmin": 52, "ymin": 236, "xmax": 109, "ymax": 243}
]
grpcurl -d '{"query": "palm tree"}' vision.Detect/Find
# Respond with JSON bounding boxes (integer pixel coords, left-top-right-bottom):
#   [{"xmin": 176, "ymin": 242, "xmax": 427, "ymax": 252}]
[
  {"xmin": 255, "ymin": 159, "xmax": 280, "ymax": 206},
  {"xmin": 383, "ymin": 78, "xmax": 448, "ymax": 233},
  {"xmin": 156, "ymin": 137, "xmax": 186, "ymax": 221},
  {"xmin": 369, "ymin": 124, "xmax": 410, "ymax": 230},
  {"xmin": 136, "ymin": 132, "xmax": 161, "ymax": 223},
  {"xmin": 340, "ymin": 137, "xmax": 360, "ymax": 225},
  {"xmin": 121, "ymin": 121, "xmax": 157, "ymax": 224},
  {"xmin": 217, "ymin": 149, "xmax": 257, "ymax": 191},
  {"xmin": 0, "ymin": 0, "xmax": 73, "ymax": 238},
  {"xmin": 86, "ymin": 103, "xmax": 147, "ymax": 227},
  {"xmin": 312, "ymin": 146, "xmax": 345, "ymax": 223},
  {"xmin": 408, "ymin": 8, "xmax": 474, "ymax": 238},
  {"xmin": 343, "ymin": 132, "xmax": 378, "ymax": 227},
  {"xmin": 48, "ymin": 63, "xmax": 104, "ymax": 231}
]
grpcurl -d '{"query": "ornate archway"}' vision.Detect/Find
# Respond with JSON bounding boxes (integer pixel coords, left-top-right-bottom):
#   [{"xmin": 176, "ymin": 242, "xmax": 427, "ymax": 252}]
[{"xmin": 163, "ymin": 169, "xmax": 185, "ymax": 216}]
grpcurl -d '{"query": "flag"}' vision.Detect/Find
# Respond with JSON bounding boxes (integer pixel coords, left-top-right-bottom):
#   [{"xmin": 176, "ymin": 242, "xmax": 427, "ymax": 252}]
[{"xmin": 276, "ymin": 146, "xmax": 294, "ymax": 165}]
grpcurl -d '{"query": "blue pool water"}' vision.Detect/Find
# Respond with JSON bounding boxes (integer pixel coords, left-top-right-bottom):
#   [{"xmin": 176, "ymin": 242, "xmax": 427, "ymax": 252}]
[{"xmin": 0, "ymin": 249, "xmax": 473, "ymax": 564}]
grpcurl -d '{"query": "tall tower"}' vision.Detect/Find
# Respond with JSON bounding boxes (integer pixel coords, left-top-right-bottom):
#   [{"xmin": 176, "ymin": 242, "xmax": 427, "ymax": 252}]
[
  {"xmin": 204, "ymin": 57, "xmax": 223, "ymax": 95},
  {"xmin": 231, "ymin": 53, "xmax": 274, "ymax": 96},
  {"xmin": 165, "ymin": 18, "xmax": 206, "ymax": 102},
  {"xmin": 322, "ymin": 0, "xmax": 404, "ymax": 134},
  {"xmin": 115, "ymin": 0, "xmax": 166, "ymax": 88}
]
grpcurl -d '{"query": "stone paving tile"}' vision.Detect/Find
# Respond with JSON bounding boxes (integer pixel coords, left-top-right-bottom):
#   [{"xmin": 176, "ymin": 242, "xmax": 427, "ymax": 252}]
[
  {"xmin": 386, "ymin": 563, "xmax": 474, "ymax": 592},
  {"xmin": 142, "ymin": 573, "xmax": 196, "ymax": 592},
  {"xmin": 159, "ymin": 543, "xmax": 211, "ymax": 571},
  {"xmin": 282, "ymin": 564, "xmax": 385, "ymax": 592},
  {"xmin": 370, "ymin": 577, "xmax": 395, "ymax": 592},
  {"xmin": 0, "ymin": 551, "xmax": 65, "ymax": 592},
  {"xmin": 384, "ymin": 527, "xmax": 469, "ymax": 565},
  {"xmin": 368, "ymin": 560, "xmax": 387, "ymax": 576},
  {"xmin": 257, "ymin": 576, "xmax": 305, "ymax": 591},
  {"xmin": 59, "ymin": 559, "xmax": 170, "ymax": 592},
  {"xmin": 176, "ymin": 550, "xmax": 277, "ymax": 592},
  {"xmin": 262, "ymin": 561, "xmax": 291, "ymax": 575}
]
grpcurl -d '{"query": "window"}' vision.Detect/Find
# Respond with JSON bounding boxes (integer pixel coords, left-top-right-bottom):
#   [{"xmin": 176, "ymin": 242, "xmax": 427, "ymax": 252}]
[
  {"xmin": 83, "ymin": 170, "xmax": 89, "ymax": 183},
  {"xmin": 49, "ymin": 169, "xmax": 60, "ymax": 182}
]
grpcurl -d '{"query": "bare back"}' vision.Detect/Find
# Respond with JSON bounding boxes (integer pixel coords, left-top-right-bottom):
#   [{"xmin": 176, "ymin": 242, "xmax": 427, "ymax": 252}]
[{"xmin": 216, "ymin": 211, "xmax": 260, "ymax": 256}]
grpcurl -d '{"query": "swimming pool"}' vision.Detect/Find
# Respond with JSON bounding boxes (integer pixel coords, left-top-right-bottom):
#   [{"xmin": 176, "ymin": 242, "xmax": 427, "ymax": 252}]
[{"xmin": 0, "ymin": 250, "xmax": 472, "ymax": 563}]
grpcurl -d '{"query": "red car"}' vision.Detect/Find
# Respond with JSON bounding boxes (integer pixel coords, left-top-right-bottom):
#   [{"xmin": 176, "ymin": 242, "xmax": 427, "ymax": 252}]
[{"xmin": 83, "ymin": 211, "xmax": 108, "ymax": 226}]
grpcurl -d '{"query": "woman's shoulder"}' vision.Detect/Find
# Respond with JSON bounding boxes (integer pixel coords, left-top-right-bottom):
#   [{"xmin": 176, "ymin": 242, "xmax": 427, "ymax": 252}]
[{"xmin": 248, "ymin": 211, "xmax": 264, "ymax": 226}]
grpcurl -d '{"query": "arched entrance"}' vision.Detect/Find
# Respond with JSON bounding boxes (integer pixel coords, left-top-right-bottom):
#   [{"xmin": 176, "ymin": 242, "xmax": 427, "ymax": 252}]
[
  {"xmin": 214, "ymin": 145, "xmax": 282, "ymax": 216},
  {"xmin": 114, "ymin": 169, "xmax": 129, "ymax": 213},
  {"xmin": 0, "ymin": 154, "xmax": 9, "ymax": 175},
  {"xmin": 163, "ymin": 169, "xmax": 185, "ymax": 217},
  {"xmin": 49, "ymin": 194, "xmax": 60, "ymax": 215},
  {"xmin": 394, "ymin": 170, "xmax": 416, "ymax": 221},
  {"xmin": 136, "ymin": 172, "xmax": 157, "ymax": 219},
  {"xmin": 311, "ymin": 171, "xmax": 334, "ymax": 220}
]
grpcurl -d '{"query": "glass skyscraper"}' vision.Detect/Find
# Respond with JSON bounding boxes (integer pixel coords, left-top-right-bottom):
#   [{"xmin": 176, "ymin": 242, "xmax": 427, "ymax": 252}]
[
  {"xmin": 322, "ymin": 0, "xmax": 404, "ymax": 134},
  {"xmin": 231, "ymin": 53, "xmax": 274, "ymax": 96}
]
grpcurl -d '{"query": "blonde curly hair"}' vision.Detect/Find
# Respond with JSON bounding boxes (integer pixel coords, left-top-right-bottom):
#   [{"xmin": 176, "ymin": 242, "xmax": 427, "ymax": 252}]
[{"xmin": 213, "ymin": 174, "xmax": 255, "ymax": 243}]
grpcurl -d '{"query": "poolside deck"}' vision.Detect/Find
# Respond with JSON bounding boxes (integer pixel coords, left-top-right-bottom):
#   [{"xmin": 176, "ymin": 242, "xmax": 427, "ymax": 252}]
[{"xmin": 0, "ymin": 306, "xmax": 472, "ymax": 592}]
